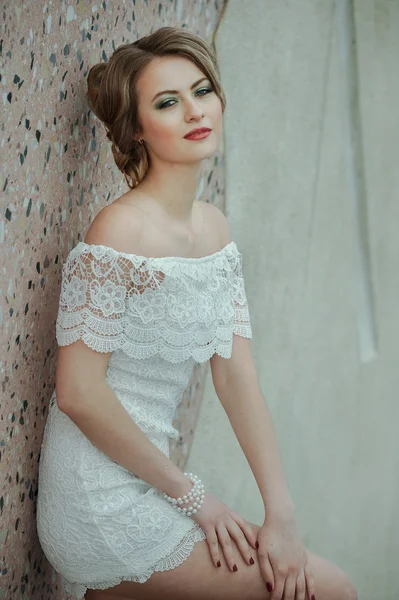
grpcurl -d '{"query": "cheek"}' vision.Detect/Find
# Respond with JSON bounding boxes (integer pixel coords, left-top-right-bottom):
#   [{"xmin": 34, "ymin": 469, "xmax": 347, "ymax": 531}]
[{"xmin": 145, "ymin": 114, "xmax": 178, "ymax": 144}]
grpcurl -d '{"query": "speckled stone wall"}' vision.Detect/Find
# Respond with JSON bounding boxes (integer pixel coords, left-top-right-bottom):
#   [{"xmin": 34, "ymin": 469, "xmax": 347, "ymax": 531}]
[{"xmin": 0, "ymin": 1, "xmax": 227, "ymax": 598}]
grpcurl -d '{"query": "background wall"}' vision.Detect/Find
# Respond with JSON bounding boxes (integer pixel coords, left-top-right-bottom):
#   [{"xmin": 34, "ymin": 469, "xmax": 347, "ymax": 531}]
[
  {"xmin": 0, "ymin": 2, "xmax": 227, "ymax": 598},
  {"xmin": 3, "ymin": 1, "xmax": 398, "ymax": 598},
  {"xmin": 186, "ymin": 1, "xmax": 399, "ymax": 599}
]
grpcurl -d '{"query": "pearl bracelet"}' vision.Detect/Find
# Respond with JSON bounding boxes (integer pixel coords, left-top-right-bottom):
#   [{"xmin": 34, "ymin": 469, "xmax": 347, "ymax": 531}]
[{"xmin": 163, "ymin": 472, "xmax": 205, "ymax": 517}]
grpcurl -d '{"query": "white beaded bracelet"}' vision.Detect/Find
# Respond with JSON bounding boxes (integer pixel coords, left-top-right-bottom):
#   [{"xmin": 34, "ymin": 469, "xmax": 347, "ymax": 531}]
[{"xmin": 163, "ymin": 472, "xmax": 205, "ymax": 517}]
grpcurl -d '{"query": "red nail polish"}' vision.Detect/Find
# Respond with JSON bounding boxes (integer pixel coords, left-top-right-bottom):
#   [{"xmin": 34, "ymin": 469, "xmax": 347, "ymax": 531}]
[
  {"xmin": 266, "ymin": 582, "xmax": 273, "ymax": 592},
  {"xmin": 255, "ymin": 541, "xmax": 259, "ymax": 549},
  {"xmin": 311, "ymin": 596, "xmax": 316, "ymax": 600},
  {"xmin": 249, "ymin": 557, "xmax": 255, "ymax": 565},
  {"xmin": 233, "ymin": 564, "xmax": 238, "ymax": 572},
  {"xmin": 217, "ymin": 560, "xmax": 221, "ymax": 567}
]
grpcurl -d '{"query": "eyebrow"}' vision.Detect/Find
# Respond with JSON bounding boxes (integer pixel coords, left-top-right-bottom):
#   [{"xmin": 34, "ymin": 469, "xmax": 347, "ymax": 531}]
[{"xmin": 151, "ymin": 77, "xmax": 209, "ymax": 102}]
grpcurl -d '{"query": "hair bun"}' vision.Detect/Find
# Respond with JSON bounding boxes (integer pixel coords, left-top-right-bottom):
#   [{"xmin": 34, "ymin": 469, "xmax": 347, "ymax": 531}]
[{"xmin": 86, "ymin": 63, "xmax": 107, "ymax": 119}]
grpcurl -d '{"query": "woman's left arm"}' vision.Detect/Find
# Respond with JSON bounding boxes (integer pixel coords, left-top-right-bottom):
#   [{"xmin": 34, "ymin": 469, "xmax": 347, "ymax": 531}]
[
  {"xmin": 211, "ymin": 334, "xmax": 293, "ymax": 513},
  {"xmin": 210, "ymin": 335, "xmax": 316, "ymax": 600}
]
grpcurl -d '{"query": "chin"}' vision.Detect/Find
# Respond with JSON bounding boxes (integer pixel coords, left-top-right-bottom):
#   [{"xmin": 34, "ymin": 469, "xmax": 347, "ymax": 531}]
[
  {"xmin": 186, "ymin": 137, "xmax": 220, "ymax": 158},
  {"xmin": 189, "ymin": 146, "xmax": 218, "ymax": 163}
]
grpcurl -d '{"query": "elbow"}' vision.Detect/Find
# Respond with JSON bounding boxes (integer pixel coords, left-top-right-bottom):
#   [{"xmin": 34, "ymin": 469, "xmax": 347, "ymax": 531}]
[
  {"xmin": 55, "ymin": 366, "xmax": 95, "ymax": 416},
  {"xmin": 55, "ymin": 367, "xmax": 78, "ymax": 414},
  {"xmin": 55, "ymin": 373, "xmax": 89, "ymax": 415},
  {"xmin": 55, "ymin": 386, "xmax": 80, "ymax": 415},
  {"xmin": 55, "ymin": 379, "xmax": 106, "ymax": 416}
]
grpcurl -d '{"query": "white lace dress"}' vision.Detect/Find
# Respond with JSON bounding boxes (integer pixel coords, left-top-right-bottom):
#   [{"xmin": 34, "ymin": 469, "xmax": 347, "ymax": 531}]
[{"xmin": 36, "ymin": 239, "xmax": 252, "ymax": 599}]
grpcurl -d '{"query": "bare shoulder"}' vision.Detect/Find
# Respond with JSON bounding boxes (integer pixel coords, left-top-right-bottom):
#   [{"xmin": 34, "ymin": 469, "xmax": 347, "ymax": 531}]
[
  {"xmin": 84, "ymin": 197, "xmax": 146, "ymax": 254},
  {"xmin": 84, "ymin": 193, "xmax": 232, "ymax": 256},
  {"xmin": 198, "ymin": 200, "xmax": 232, "ymax": 247}
]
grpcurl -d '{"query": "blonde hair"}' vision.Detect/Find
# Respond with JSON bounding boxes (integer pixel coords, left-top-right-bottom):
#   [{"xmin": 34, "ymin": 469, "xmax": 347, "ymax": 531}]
[{"xmin": 87, "ymin": 26, "xmax": 226, "ymax": 190}]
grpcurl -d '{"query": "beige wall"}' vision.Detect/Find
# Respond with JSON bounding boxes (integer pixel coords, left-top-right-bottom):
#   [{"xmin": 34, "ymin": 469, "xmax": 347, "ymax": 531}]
[
  {"xmin": 0, "ymin": 2, "xmax": 227, "ymax": 598},
  {"xmin": 186, "ymin": 2, "xmax": 399, "ymax": 599}
]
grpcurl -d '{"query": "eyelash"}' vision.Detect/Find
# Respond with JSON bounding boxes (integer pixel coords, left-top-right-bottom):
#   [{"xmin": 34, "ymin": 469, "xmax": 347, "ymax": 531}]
[{"xmin": 157, "ymin": 87, "xmax": 214, "ymax": 109}]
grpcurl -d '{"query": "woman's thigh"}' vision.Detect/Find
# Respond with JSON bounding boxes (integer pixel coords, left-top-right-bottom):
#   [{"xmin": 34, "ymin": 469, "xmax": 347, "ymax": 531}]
[{"xmin": 85, "ymin": 522, "xmax": 357, "ymax": 600}]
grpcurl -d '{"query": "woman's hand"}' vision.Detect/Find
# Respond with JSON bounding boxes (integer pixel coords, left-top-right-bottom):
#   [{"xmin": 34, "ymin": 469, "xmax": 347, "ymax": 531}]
[
  {"xmin": 256, "ymin": 509, "xmax": 316, "ymax": 600},
  {"xmin": 191, "ymin": 491, "xmax": 258, "ymax": 571}
]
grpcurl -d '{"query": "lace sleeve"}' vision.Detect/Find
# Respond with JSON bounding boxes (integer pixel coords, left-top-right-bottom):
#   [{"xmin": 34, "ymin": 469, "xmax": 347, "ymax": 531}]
[
  {"xmin": 55, "ymin": 244, "xmax": 159, "ymax": 353},
  {"xmin": 231, "ymin": 250, "xmax": 252, "ymax": 339},
  {"xmin": 55, "ymin": 240, "xmax": 251, "ymax": 361}
]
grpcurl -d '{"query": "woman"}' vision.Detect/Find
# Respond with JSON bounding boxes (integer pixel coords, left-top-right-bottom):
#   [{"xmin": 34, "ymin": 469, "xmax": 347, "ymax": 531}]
[{"xmin": 37, "ymin": 26, "xmax": 358, "ymax": 600}]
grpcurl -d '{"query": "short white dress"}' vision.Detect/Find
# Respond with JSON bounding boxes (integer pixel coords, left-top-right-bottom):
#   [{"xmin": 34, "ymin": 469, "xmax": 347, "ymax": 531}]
[{"xmin": 36, "ymin": 239, "xmax": 252, "ymax": 598}]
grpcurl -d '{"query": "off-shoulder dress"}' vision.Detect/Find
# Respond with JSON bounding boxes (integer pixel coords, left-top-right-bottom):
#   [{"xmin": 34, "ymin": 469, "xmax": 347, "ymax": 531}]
[{"xmin": 36, "ymin": 239, "xmax": 252, "ymax": 599}]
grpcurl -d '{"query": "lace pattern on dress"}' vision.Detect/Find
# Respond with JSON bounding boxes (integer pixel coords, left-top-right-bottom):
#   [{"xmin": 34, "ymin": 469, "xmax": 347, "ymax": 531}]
[
  {"xmin": 56, "ymin": 241, "xmax": 252, "ymax": 363},
  {"xmin": 62, "ymin": 523, "xmax": 207, "ymax": 599}
]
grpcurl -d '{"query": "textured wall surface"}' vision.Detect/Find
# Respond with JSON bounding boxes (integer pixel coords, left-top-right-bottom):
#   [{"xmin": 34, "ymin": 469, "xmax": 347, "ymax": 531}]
[
  {"xmin": 0, "ymin": 1, "xmax": 227, "ymax": 598},
  {"xmin": 187, "ymin": 1, "xmax": 399, "ymax": 599}
]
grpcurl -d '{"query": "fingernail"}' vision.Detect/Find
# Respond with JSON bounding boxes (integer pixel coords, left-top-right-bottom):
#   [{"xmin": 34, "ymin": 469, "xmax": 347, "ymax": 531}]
[
  {"xmin": 233, "ymin": 564, "xmax": 238, "ymax": 572},
  {"xmin": 217, "ymin": 560, "xmax": 221, "ymax": 567},
  {"xmin": 249, "ymin": 557, "xmax": 255, "ymax": 565},
  {"xmin": 266, "ymin": 582, "xmax": 273, "ymax": 592},
  {"xmin": 311, "ymin": 596, "xmax": 316, "ymax": 600},
  {"xmin": 255, "ymin": 541, "xmax": 259, "ymax": 549}
]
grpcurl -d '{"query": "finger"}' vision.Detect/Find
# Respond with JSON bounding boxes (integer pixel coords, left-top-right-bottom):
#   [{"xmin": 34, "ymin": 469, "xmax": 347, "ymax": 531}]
[
  {"xmin": 304, "ymin": 562, "xmax": 316, "ymax": 600},
  {"xmin": 270, "ymin": 573, "xmax": 286, "ymax": 600},
  {"xmin": 205, "ymin": 528, "xmax": 222, "ymax": 568},
  {"xmin": 216, "ymin": 524, "xmax": 237, "ymax": 572},
  {"xmin": 281, "ymin": 573, "xmax": 296, "ymax": 600},
  {"xmin": 230, "ymin": 511, "xmax": 258, "ymax": 549},
  {"xmin": 294, "ymin": 569, "xmax": 306, "ymax": 600},
  {"xmin": 269, "ymin": 559, "xmax": 287, "ymax": 600},
  {"xmin": 257, "ymin": 552, "xmax": 275, "ymax": 595},
  {"xmin": 225, "ymin": 518, "xmax": 255, "ymax": 566}
]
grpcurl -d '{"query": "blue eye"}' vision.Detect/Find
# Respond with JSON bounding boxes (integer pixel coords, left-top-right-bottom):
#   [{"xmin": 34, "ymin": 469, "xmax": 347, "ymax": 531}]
[
  {"xmin": 157, "ymin": 87, "xmax": 214, "ymax": 109},
  {"xmin": 196, "ymin": 87, "xmax": 213, "ymax": 96}
]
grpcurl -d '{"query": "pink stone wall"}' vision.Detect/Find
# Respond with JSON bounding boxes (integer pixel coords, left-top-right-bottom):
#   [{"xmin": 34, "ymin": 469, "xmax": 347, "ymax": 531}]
[{"xmin": 0, "ymin": 1, "xmax": 227, "ymax": 597}]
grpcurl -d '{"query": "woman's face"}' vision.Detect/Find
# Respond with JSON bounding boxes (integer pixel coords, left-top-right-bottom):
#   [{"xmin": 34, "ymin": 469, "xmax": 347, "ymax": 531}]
[{"xmin": 135, "ymin": 55, "xmax": 223, "ymax": 164}]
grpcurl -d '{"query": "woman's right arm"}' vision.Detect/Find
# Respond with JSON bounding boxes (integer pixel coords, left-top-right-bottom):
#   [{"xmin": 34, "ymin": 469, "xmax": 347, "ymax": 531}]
[{"xmin": 56, "ymin": 340, "xmax": 193, "ymax": 501}]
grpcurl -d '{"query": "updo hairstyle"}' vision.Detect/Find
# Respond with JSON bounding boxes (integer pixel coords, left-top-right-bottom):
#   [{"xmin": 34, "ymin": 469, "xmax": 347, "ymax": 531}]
[{"xmin": 86, "ymin": 26, "xmax": 226, "ymax": 189}]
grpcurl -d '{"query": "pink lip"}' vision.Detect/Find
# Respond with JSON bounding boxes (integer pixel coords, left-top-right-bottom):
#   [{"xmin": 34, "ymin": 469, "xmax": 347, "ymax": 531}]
[{"xmin": 184, "ymin": 128, "xmax": 212, "ymax": 139}]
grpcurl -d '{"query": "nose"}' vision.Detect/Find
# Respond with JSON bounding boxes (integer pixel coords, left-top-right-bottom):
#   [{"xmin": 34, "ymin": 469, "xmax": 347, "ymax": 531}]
[{"xmin": 184, "ymin": 97, "xmax": 205, "ymax": 121}]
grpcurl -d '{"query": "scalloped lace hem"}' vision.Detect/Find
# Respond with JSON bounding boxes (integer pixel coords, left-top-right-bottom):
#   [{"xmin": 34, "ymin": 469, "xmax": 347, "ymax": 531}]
[{"xmin": 62, "ymin": 524, "xmax": 207, "ymax": 599}]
